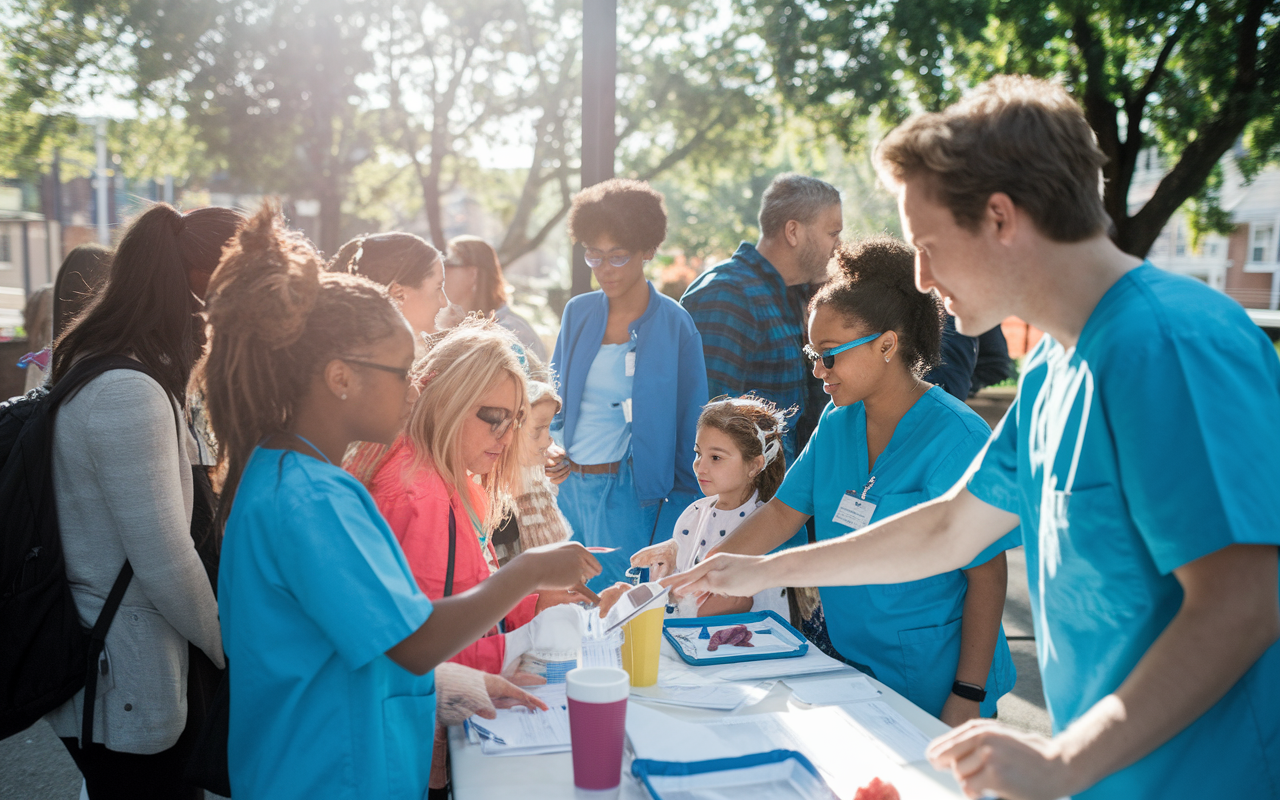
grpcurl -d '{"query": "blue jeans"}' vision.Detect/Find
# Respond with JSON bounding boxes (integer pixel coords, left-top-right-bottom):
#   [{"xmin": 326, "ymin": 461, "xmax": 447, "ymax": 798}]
[{"xmin": 557, "ymin": 458, "xmax": 695, "ymax": 591}]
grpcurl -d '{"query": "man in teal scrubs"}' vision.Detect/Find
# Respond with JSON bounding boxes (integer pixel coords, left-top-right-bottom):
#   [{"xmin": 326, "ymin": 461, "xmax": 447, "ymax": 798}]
[{"xmin": 668, "ymin": 75, "xmax": 1280, "ymax": 800}]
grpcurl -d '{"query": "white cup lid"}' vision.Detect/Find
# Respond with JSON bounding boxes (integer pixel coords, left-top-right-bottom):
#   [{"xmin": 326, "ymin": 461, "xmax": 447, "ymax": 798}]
[{"xmin": 566, "ymin": 667, "xmax": 630, "ymax": 704}]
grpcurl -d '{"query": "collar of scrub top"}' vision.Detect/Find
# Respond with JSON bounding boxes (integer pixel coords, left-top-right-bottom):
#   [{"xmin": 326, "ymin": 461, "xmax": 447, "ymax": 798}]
[{"xmin": 805, "ymin": 331, "xmax": 883, "ymax": 369}]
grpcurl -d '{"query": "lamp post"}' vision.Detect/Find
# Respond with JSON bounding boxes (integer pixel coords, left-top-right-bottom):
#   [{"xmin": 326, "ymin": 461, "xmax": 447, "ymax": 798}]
[{"xmin": 572, "ymin": 0, "xmax": 617, "ymax": 296}]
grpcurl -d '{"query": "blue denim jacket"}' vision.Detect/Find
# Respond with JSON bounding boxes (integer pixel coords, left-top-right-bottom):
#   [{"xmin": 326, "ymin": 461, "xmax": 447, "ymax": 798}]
[{"xmin": 552, "ymin": 282, "xmax": 708, "ymax": 504}]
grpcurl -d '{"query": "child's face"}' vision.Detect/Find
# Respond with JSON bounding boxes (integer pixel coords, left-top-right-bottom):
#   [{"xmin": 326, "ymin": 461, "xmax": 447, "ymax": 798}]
[
  {"xmin": 523, "ymin": 399, "xmax": 557, "ymax": 466},
  {"xmin": 692, "ymin": 425, "xmax": 756, "ymax": 501}
]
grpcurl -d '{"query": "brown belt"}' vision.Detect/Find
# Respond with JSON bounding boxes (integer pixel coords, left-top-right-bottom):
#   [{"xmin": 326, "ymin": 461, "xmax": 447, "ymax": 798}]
[{"xmin": 567, "ymin": 459, "xmax": 621, "ymax": 475}]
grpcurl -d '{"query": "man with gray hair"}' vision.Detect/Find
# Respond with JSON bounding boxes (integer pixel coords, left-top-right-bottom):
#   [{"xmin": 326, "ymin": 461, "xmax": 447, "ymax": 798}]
[{"xmin": 681, "ymin": 173, "xmax": 842, "ymax": 464}]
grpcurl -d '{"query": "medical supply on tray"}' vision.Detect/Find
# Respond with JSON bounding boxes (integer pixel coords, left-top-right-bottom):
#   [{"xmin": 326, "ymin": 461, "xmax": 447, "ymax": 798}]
[{"xmin": 664, "ymin": 611, "xmax": 808, "ymax": 665}]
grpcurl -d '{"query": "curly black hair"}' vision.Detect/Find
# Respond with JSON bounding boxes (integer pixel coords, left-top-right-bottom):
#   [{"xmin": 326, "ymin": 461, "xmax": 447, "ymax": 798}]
[{"xmin": 567, "ymin": 178, "xmax": 667, "ymax": 253}]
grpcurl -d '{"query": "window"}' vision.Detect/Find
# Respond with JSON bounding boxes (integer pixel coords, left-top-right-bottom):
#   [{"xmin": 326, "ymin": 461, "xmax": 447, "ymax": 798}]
[
  {"xmin": 1252, "ymin": 224, "xmax": 1274, "ymax": 263},
  {"xmin": 0, "ymin": 231, "xmax": 10, "ymax": 268}
]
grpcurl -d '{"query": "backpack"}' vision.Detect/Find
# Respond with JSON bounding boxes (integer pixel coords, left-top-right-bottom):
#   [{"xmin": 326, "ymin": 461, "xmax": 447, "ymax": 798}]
[{"xmin": 0, "ymin": 355, "xmax": 164, "ymax": 742}]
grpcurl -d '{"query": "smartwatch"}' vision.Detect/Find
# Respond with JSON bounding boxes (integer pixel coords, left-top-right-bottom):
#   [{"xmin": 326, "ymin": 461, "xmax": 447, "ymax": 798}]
[{"xmin": 951, "ymin": 680, "xmax": 987, "ymax": 702}]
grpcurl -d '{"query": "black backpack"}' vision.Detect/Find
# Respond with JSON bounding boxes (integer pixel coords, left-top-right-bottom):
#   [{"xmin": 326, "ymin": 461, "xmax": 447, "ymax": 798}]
[{"xmin": 0, "ymin": 355, "xmax": 162, "ymax": 742}]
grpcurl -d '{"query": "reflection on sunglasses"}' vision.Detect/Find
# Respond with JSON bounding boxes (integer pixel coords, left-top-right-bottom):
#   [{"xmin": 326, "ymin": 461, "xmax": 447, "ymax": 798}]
[
  {"xmin": 584, "ymin": 249, "xmax": 634, "ymax": 269},
  {"xmin": 476, "ymin": 406, "xmax": 523, "ymax": 438}
]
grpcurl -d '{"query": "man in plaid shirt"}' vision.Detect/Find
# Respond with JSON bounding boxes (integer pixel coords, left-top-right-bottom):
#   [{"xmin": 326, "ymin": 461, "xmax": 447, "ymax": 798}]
[{"xmin": 681, "ymin": 173, "xmax": 843, "ymax": 463}]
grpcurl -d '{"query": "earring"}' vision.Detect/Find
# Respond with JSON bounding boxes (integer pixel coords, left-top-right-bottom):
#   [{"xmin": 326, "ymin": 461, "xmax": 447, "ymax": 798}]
[{"xmin": 341, "ymin": 393, "xmax": 348, "ymax": 400}]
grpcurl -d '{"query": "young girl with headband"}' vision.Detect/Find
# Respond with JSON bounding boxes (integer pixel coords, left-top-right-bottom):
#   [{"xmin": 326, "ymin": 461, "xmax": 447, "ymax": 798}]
[
  {"xmin": 629, "ymin": 395, "xmax": 792, "ymax": 618},
  {"xmin": 201, "ymin": 206, "xmax": 599, "ymax": 799}
]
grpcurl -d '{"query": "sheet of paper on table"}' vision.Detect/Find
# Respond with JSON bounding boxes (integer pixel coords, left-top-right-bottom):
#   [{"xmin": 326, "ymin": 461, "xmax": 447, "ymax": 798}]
[
  {"xmin": 842, "ymin": 701, "xmax": 934, "ymax": 765},
  {"xmin": 786, "ymin": 674, "xmax": 882, "ymax": 705},
  {"xmin": 630, "ymin": 680, "xmax": 774, "ymax": 711},
  {"xmin": 466, "ymin": 684, "xmax": 572, "ymax": 757}
]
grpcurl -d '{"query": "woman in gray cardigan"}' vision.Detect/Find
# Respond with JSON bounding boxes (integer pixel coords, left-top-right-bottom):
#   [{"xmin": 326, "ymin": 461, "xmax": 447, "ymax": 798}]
[{"xmin": 46, "ymin": 203, "xmax": 243, "ymax": 799}]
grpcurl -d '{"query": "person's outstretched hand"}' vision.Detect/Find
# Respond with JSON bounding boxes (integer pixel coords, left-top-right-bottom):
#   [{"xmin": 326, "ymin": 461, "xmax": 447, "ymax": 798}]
[
  {"xmin": 483, "ymin": 672, "xmax": 549, "ymax": 714},
  {"xmin": 661, "ymin": 552, "xmax": 770, "ymax": 601},
  {"xmin": 434, "ymin": 663, "xmax": 548, "ymax": 726},
  {"xmin": 515, "ymin": 541, "xmax": 602, "ymax": 603},
  {"xmin": 594, "ymin": 582, "xmax": 635, "ymax": 618},
  {"xmin": 630, "ymin": 540, "xmax": 680, "ymax": 581},
  {"xmin": 927, "ymin": 720, "xmax": 1079, "ymax": 800}
]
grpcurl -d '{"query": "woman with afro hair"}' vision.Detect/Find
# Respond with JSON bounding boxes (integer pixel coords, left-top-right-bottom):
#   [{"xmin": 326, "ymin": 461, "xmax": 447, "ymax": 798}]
[{"xmin": 551, "ymin": 179, "xmax": 708, "ymax": 588}]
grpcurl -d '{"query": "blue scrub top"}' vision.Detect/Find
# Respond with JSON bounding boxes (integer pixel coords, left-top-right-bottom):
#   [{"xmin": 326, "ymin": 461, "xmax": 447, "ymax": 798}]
[
  {"xmin": 968, "ymin": 264, "xmax": 1280, "ymax": 800},
  {"xmin": 777, "ymin": 386, "xmax": 1018, "ymax": 717},
  {"xmin": 219, "ymin": 447, "xmax": 438, "ymax": 800}
]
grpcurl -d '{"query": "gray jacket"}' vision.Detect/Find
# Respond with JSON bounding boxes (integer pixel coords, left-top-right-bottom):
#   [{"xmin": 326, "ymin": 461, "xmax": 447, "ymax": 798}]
[{"xmin": 45, "ymin": 368, "xmax": 224, "ymax": 754}]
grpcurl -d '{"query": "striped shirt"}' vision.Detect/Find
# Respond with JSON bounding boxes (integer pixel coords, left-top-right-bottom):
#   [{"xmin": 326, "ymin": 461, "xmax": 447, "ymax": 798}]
[{"xmin": 680, "ymin": 242, "xmax": 824, "ymax": 462}]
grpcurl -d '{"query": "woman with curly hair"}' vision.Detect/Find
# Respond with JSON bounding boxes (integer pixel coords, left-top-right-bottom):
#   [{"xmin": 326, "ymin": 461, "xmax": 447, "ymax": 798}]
[{"xmin": 552, "ymin": 178, "xmax": 708, "ymax": 588}]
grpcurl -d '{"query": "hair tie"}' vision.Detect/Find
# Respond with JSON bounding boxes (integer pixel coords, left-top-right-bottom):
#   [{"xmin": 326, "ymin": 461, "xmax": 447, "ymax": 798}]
[{"xmin": 415, "ymin": 369, "xmax": 439, "ymax": 390}]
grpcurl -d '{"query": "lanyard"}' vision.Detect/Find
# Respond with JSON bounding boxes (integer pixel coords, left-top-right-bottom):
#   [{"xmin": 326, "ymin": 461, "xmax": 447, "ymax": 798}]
[
  {"xmin": 294, "ymin": 434, "xmax": 333, "ymax": 465},
  {"xmin": 859, "ymin": 476, "xmax": 877, "ymax": 500}
]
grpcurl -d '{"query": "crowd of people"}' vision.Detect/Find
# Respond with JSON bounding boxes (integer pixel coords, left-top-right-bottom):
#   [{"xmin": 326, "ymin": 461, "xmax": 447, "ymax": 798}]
[{"xmin": 12, "ymin": 73, "xmax": 1279, "ymax": 800}]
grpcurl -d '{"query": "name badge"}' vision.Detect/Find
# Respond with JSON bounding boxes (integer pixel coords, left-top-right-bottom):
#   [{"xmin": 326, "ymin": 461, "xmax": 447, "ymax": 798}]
[
  {"xmin": 622, "ymin": 397, "xmax": 633, "ymax": 424},
  {"xmin": 625, "ymin": 351, "xmax": 636, "ymax": 377},
  {"xmin": 833, "ymin": 491, "xmax": 876, "ymax": 531}
]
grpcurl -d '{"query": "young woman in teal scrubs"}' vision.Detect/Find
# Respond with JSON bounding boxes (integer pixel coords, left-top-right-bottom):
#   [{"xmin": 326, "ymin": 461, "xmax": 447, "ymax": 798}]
[
  {"xmin": 694, "ymin": 236, "xmax": 1016, "ymax": 726},
  {"xmin": 199, "ymin": 206, "xmax": 601, "ymax": 800}
]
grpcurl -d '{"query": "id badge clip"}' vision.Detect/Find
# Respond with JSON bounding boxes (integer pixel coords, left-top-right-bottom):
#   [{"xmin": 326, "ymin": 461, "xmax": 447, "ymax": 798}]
[{"xmin": 833, "ymin": 491, "xmax": 876, "ymax": 531}]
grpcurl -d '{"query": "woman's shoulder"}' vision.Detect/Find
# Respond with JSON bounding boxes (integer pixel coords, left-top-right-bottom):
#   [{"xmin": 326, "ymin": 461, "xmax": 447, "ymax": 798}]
[
  {"xmin": 916, "ymin": 386, "xmax": 991, "ymax": 438},
  {"xmin": 369, "ymin": 439, "xmax": 447, "ymax": 502}
]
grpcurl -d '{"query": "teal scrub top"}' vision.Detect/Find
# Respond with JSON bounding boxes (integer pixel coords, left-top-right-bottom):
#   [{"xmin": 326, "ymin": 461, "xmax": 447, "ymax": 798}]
[
  {"xmin": 219, "ymin": 448, "xmax": 438, "ymax": 800},
  {"xmin": 777, "ymin": 386, "xmax": 1018, "ymax": 717},
  {"xmin": 967, "ymin": 264, "xmax": 1280, "ymax": 800}
]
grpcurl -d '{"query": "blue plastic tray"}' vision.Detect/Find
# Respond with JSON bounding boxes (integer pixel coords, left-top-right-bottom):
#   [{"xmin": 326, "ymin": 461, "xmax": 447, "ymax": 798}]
[
  {"xmin": 662, "ymin": 610, "xmax": 809, "ymax": 666},
  {"xmin": 632, "ymin": 749, "xmax": 838, "ymax": 800}
]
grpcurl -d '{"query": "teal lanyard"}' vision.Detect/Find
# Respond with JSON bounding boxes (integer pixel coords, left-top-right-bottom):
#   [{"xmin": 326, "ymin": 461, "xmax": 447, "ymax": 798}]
[{"xmin": 294, "ymin": 434, "xmax": 332, "ymax": 465}]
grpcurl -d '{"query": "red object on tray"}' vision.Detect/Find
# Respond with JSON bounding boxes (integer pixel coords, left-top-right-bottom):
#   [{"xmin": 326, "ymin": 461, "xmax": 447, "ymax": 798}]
[
  {"xmin": 706, "ymin": 624, "xmax": 754, "ymax": 651},
  {"xmin": 853, "ymin": 777, "xmax": 901, "ymax": 800}
]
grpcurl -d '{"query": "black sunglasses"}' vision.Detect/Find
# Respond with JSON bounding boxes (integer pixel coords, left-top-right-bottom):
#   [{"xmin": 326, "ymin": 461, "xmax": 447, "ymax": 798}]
[
  {"xmin": 476, "ymin": 406, "xmax": 523, "ymax": 438},
  {"xmin": 342, "ymin": 358, "xmax": 411, "ymax": 381}
]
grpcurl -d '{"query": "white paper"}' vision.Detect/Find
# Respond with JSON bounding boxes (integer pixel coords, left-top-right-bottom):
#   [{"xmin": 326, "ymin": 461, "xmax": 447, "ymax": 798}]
[
  {"xmin": 625, "ymin": 701, "xmax": 739, "ymax": 762},
  {"xmin": 467, "ymin": 685, "xmax": 573, "ymax": 757},
  {"xmin": 787, "ymin": 675, "xmax": 881, "ymax": 706},
  {"xmin": 630, "ymin": 680, "xmax": 772, "ymax": 711},
  {"xmin": 842, "ymin": 701, "xmax": 933, "ymax": 764}
]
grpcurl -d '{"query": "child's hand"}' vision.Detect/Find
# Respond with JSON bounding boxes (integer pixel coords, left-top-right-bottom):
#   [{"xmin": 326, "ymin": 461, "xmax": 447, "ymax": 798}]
[
  {"xmin": 545, "ymin": 445, "xmax": 570, "ymax": 485},
  {"xmin": 630, "ymin": 540, "xmax": 680, "ymax": 580},
  {"xmin": 594, "ymin": 582, "xmax": 634, "ymax": 617},
  {"xmin": 517, "ymin": 541, "xmax": 602, "ymax": 601}
]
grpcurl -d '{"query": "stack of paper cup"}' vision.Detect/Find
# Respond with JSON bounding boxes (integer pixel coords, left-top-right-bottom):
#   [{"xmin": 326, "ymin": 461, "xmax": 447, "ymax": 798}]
[{"xmin": 565, "ymin": 667, "xmax": 630, "ymax": 791}]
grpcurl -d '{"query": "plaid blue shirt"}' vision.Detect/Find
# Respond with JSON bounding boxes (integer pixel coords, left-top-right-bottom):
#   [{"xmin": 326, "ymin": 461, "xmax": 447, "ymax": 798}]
[{"xmin": 680, "ymin": 242, "xmax": 825, "ymax": 463}]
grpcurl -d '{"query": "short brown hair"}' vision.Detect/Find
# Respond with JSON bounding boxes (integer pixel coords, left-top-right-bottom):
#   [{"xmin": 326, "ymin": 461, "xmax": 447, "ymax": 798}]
[
  {"xmin": 874, "ymin": 75, "xmax": 1110, "ymax": 242},
  {"xmin": 568, "ymin": 178, "xmax": 667, "ymax": 253}
]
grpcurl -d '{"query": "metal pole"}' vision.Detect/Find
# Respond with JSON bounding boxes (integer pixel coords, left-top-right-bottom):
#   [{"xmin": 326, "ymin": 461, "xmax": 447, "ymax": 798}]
[
  {"xmin": 574, "ymin": 0, "xmax": 617, "ymax": 297},
  {"xmin": 95, "ymin": 119, "xmax": 109, "ymax": 245},
  {"xmin": 164, "ymin": 175, "xmax": 175, "ymax": 206}
]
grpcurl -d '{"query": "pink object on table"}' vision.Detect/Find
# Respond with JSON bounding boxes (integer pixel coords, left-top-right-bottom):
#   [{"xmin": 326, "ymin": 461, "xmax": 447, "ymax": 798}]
[{"xmin": 566, "ymin": 667, "xmax": 629, "ymax": 790}]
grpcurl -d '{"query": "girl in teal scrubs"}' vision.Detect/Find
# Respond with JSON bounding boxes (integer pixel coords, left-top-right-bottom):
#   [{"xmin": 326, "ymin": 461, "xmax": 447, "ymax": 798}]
[
  {"xmin": 199, "ymin": 207, "xmax": 602, "ymax": 800},
  {"xmin": 703, "ymin": 236, "xmax": 1016, "ymax": 725}
]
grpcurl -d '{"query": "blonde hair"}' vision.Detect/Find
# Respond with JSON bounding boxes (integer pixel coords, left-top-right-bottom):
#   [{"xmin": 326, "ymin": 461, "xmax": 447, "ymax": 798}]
[
  {"xmin": 874, "ymin": 75, "xmax": 1110, "ymax": 243},
  {"xmin": 404, "ymin": 317, "xmax": 529, "ymax": 531}
]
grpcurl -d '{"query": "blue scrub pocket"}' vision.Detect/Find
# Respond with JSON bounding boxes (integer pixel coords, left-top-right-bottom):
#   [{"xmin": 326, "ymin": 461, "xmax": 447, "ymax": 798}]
[
  {"xmin": 382, "ymin": 693, "xmax": 436, "ymax": 800},
  {"xmin": 897, "ymin": 616, "xmax": 963, "ymax": 718}
]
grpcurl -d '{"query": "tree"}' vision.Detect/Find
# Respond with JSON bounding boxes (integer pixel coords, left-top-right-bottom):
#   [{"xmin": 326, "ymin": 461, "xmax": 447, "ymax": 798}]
[{"xmin": 753, "ymin": 0, "xmax": 1280, "ymax": 257}]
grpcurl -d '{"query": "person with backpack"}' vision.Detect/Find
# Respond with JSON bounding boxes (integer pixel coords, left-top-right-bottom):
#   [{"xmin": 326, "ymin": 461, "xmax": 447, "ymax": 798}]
[
  {"xmin": 200, "ymin": 205, "xmax": 599, "ymax": 799},
  {"xmin": 40, "ymin": 203, "xmax": 242, "ymax": 798}
]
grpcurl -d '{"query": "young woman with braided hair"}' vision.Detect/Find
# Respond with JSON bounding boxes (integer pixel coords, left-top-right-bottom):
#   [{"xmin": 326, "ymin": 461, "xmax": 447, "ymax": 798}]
[
  {"xmin": 674, "ymin": 236, "xmax": 1018, "ymax": 727},
  {"xmin": 200, "ymin": 205, "xmax": 600, "ymax": 800},
  {"xmin": 328, "ymin": 231, "xmax": 450, "ymax": 341}
]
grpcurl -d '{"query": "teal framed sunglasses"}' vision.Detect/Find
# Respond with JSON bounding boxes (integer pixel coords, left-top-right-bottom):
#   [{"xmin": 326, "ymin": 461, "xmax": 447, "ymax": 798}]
[{"xmin": 803, "ymin": 331, "xmax": 883, "ymax": 369}]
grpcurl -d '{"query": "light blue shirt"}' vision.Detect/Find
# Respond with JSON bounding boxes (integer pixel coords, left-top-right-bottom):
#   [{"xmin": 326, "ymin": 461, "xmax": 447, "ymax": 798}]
[
  {"xmin": 567, "ymin": 342, "xmax": 634, "ymax": 465},
  {"xmin": 219, "ymin": 447, "xmax": 437, "ymax": 800},
  {"xmin": 777, "ymin": 387, "xmax": 1018, "ymax": 717},
  {"xmin": 968, "ymin": 264, "xmax": 1280, "ymax": 799}
]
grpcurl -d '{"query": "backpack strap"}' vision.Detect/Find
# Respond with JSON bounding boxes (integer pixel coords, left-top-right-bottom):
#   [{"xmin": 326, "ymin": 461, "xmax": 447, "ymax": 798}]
[
  {"xmin": 444, "ymin": 507, "xmax": 458, "ymax": 598},
  {"xmin": 80, "ymin": 561, "xmax": 133, "ymax": 746}
]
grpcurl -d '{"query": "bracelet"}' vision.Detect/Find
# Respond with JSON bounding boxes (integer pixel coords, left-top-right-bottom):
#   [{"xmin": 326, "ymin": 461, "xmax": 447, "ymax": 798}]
[{"xmin": 951, "ymin": 680, "xmax": 987, "ymax": 702}]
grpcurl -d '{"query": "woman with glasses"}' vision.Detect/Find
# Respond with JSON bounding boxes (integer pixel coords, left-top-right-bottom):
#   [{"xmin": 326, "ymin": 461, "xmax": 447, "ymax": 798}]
[
  {"xmin": 552, "ymin": 179, "xmax": 709, "ymax": 588},
  {"xmin": 684, "ymin": 236, "xmax": 1016, "ymax": 727},
  {"xmin": 443, "ymin": 235, "xmax": 547, "ymax": 361},
  {"xmin": 366, "ymin": 318, "xmax": 593, "ymax": 676}
]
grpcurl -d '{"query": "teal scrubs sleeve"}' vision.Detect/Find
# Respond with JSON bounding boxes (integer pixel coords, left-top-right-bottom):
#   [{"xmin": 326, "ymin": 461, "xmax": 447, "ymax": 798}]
[
  {"xmin": 274, "ymin": 487, "xmax": 433, "ymax": 669},
  {"xmin": 1105, "ymin": 332, "xmax": 1280, "ymax": 574},
  {"xmin": 966, "ymin": 397, "xmax": 1022, "ymax": 516}
]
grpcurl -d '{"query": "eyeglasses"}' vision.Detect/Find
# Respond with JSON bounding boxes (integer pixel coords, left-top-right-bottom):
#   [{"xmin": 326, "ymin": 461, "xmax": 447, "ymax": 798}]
[
  {"xmin": 803, "ymin": 332, "xmax": 883, "ymax": 369},
  {"xmin": 476, "ymin": 406, "xmax": 523, "ymax": 439},
  {"xmin": 341, "ymin": 358, "xmax": 411, "ymax": 381},
  {"xmin": 584, "ymin": 248, "xmax": 634, "ymax": 269}
]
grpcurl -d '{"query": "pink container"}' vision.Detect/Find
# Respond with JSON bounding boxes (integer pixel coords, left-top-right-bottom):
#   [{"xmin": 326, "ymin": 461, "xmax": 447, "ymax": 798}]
[{"xmin": 566, "ymin": 667, "xmax": 630, "ymax": 790}]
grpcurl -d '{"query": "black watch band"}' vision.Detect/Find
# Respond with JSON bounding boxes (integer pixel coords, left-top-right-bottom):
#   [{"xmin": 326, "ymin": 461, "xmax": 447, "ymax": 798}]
[{"xmin": 951, "ymin": 680, "xmax": 987, "ymax": 702}]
